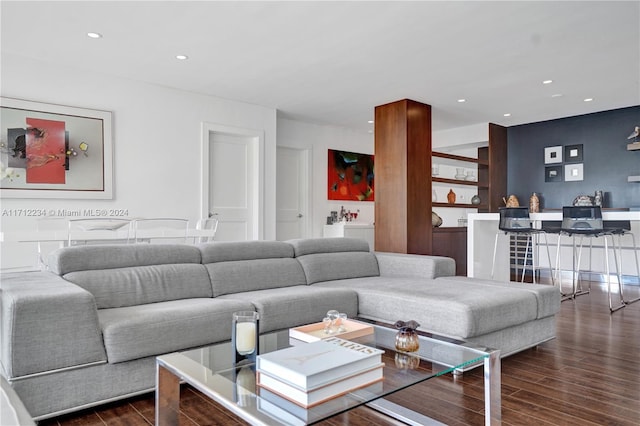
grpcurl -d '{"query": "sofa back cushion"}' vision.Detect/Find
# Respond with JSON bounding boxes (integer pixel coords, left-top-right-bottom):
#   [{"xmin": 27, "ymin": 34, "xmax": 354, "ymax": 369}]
[
  {"xmin": 50, "ymin": 244, "xmax": 212, "ymax": 309},
  {"xmin": 199, "ymin": 241, "xmax": 307, "ymax": 297},
  {"xmin": 49, "ymin": 244, "xmax": 202, "ymax": 275},
  {"xmin": 288, "ymin": 238, "xmax": 380, "ymax": 284}
]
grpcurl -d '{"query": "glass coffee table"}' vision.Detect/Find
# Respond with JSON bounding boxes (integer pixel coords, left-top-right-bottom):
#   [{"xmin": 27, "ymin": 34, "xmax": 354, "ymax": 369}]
[{"xmin": 156, "ymin": 320, "xmax": 500, "ymax": 425}]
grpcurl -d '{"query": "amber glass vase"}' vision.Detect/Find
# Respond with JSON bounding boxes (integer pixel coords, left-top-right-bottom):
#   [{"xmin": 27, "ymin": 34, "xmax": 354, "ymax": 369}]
[{"xmin": 394, "ymin": 320, "xmax": 420, "ymax": 352}]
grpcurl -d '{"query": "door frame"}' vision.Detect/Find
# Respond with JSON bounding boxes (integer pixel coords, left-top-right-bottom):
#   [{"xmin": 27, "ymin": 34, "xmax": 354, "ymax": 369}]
[{"xmin": 200, "ymin": 122, "xmax": 264, "ymax": 240}]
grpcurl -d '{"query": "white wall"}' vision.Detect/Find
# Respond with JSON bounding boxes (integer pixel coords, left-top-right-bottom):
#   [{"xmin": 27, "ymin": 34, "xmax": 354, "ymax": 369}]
[
  {"xmin": 1, "ymin": 54, "xmax": 277, "ymax": 269},
  {"xmin": 276, "ymin": 118, "xmax": 374, "ymax": 238}
]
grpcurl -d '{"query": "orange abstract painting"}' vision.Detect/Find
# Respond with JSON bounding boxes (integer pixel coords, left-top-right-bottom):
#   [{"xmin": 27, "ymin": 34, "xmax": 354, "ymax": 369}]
[{"xmin": 327, "ymin": 149, "xmax": 374, "ymax": 201}]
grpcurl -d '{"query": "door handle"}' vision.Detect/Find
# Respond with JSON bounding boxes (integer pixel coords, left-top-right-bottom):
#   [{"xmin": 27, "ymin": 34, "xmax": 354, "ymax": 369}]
[
  {"xmin": 297, "ymin": 214, "xmax": 303, "ymax": 218},
  {"xmin": 209, "ymin": 212, "xmax": 219, "ymax": 218}
]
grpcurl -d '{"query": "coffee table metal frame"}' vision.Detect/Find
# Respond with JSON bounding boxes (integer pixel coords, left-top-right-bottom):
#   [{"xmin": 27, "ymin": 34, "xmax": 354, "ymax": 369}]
[{"xmin": 156, "ymin": 322, "xmax": 500, "ymax": 425}]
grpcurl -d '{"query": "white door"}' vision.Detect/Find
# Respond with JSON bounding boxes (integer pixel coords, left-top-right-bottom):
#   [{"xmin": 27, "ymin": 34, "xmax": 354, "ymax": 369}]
[
  {"xmin": 276, "ymin": 147, "xmax": 310, "ymax": 240},
  {"xmin": 201, "ymin": 123, "xmax": 261, "ymax": 241}
]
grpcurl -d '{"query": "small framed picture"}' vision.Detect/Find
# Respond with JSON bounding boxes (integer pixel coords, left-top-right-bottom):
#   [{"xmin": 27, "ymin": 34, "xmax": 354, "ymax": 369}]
[
  {"xmin": 564, "ymin": 163, "xmax": 584, "ymax": 181},
  {"xmin": 544, "ymin": 146, "xmax": 563, "ymax": 164},
  {"xmin": 545, "ymin": 165, "xmax": 563, "ymax": 182},
  {"xmin": 564, "ymin": 144, "xmax": 583, "ymax": 163}
]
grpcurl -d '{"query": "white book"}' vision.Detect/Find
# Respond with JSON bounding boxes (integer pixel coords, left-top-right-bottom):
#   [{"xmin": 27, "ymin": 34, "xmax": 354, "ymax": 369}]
[
  {"xmin": 256, "ymin": 337, "xmax": 383, "ymax": 390},
  {"xmin": 258, "ymin": 364, "xmax": 384, "ymax": 408}
]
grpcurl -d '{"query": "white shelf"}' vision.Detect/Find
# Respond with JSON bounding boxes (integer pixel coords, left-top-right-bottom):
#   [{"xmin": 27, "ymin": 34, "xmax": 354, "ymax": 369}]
[{"xmin": 628, "ymin": 175, "xmax": 640, "ymax": 182}]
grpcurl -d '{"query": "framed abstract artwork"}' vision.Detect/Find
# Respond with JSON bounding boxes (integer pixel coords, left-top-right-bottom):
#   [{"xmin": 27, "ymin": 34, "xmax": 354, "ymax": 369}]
[
  {"xmin": 0, "ymin": 97, "xmax": 113, "ymax": 199},
  {"xmin": 544, "ymin": 146, "xmax": 563, "ymax": 164},
  {"xmin": 564, "ymin": 144, "xmax": 583, "ymax": 163},
  {"xmin": 545, "ymin": 165, "xmax": 563, "ymax": 182},
  {"xmin": 564, "ymin": 163, "xmax": 584, "ymax": 181},
  {"xmin": 327, "ymin": 149, "xmax": 374, "ymax": 201}
]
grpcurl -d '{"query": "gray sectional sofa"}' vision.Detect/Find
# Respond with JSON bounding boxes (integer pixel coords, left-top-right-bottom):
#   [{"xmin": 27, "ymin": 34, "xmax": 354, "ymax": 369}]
[{"xmin": 0, "ymin": 237, "xmax": 560, "ymax": 420}]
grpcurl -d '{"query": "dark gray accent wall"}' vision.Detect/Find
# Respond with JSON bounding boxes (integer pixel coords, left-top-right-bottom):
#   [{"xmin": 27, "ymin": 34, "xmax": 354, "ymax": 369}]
[{"xmin": 507, "ymin": 106, "xmax": 640, "ymax": 210}]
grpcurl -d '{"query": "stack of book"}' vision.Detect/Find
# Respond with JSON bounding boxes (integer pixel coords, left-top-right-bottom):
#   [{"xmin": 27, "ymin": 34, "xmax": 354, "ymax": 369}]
[{"xmin": 256, "ymin": 336, "xmax": 384, "ymax": 408}]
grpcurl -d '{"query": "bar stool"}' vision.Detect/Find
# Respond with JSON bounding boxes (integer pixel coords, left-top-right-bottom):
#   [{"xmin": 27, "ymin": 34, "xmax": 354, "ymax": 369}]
[
  {"xmin": 491, "ymin": 207, "xmax": 555, "ymax": 285},
  {"xmin": 555, "ymin": 206, "xmax": 625, "ymax": 312},
  {"xmin": 605, "ymin": 220, "xmax": 640, "ymax": 306}
]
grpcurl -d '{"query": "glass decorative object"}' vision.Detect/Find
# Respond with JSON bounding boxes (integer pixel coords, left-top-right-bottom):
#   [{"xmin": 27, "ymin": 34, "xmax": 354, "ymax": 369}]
[
  {"xmin": 232, "ymin": 311, "xmax": 259, "ymax": 365},
  {"xmin": 394, "ymin": 320, "xmax": 420, "ymax": 352},
  {"xmin": 529, "ymin": 192, "xmax": 540, "ymax": 213}
]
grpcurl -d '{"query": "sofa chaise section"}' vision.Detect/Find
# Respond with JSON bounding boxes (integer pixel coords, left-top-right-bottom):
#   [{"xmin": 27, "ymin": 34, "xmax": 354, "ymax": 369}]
[{"xmin": 289, "ymin": 237, "xmax": 560, "ymax": 357}]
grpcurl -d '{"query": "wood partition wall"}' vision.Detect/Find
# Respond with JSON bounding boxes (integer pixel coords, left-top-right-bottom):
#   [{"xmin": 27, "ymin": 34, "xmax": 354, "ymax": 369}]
[
  {"xmin": 374, "ymin": 99, "xmax": 432, "ymax": 254},
  {"xmin": 374, "ymin": 98, "xmax": 507, "ymax": 271}
]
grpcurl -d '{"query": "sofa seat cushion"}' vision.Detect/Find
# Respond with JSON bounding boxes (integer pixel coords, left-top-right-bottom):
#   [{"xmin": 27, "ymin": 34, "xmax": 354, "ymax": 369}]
[
  {"xmin": 435, "ymin": 277, "xmax": 561, "ymax": 319},
  {"xmin": 98, "ymin": 298, "xmax": 254, "ymax": 363},
  {"xmin": 63, "ymin": 264, "xmax": 212, "ymax": 309},
  {"xmin": 218, "ymin": 286, "xmax": 358, "ymax": 333},
  {"xmin": 313, "ymin": 277, "xmax": 540, "ymax": 339}
]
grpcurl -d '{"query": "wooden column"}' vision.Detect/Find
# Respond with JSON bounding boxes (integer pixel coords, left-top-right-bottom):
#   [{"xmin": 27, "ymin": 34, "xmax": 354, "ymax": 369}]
[{"xmin": 374, "ymin": 99, "xmax": 432, "ymax": 254}]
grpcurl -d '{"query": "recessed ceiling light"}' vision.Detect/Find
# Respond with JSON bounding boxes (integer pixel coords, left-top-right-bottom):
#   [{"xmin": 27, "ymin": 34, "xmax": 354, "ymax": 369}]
[
  {"xmin": 584, "ymin": 98, "xmax": 593, "ymax": 102},
  {"xmin": 503, "ymin": 113, "xmax": 511, "ymax": 117},
  {"xmin": 457, "ymin": 99, "xmax": 466, "ymax": 103},
  {"xmin": 175, "ymin": 55, "xmax": 189, "ymax": 60},
  {"xmin": 551, "ymin": 93, "xmax": 563, "ymax": 98},
  {"xmin": 87, "ymin": 32, "xmax": 102, "ymax": 39},
  {"xmin": 543, "ymin": 80, "xmax": 553, "ymax": 84}
]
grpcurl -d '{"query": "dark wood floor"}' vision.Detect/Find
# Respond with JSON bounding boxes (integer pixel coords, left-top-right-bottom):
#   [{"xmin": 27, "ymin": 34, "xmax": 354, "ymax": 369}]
[{"xmin": 40, "ymin": 281, "xmax": 640, "ymax": 426}]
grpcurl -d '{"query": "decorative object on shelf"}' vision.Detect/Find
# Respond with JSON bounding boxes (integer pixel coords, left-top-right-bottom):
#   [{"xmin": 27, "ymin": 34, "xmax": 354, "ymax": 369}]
[
  {"xmin": 594, "ymin": 190, "xmax": 604, "ymax": 207},
  {"xmin": 627, "ymin": 126, "xmax": 639, "ymax": 142},
  {"xmin": 432, "ymin": 211, "xmax": 443, "ymax": 227},
  {"xmin": 232, "ymin": 311, "xmax": 259, "ymax": 365},
  {"xmin": 432, "ymin": 189, "xmax": 437, "ymax": 202},
  {"xmin": 447, "ymin": 189, "xmax": 456, "ymax": 204},
  {"xmin": 454, "ymin": 168, "xmax": 466, "ymax": 180},
  {"xmin": 394, "ymin": 320, "xmax": 420, "ymax": 352},
  {"xmin": 457, "ymin": 217, "xmax": 468, "ymax": 227},
  {"xmin": 529, "ymin": 192, "xmax": 540, "ymax": 213},
  {"xmin": 572, "ymin": 194, "xmax": 594, "ymax": 206},
  {"xmin": 503, "ymin": 195, "xmax": 520, "ymax": 207},
  {"xmin": 432, "ymin": 164, "xmax": 439, "ymax": 176},
  {"xmin": 471, "ymin": 194, "xmax": 481, "ymax": 205},
  {"xmin": 465, "ymin": 170, "xmax": 476, "ymax": 181}
]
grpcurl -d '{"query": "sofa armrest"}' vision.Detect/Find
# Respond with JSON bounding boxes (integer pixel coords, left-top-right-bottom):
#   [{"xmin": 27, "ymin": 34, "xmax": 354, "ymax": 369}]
[
  {"xmin": 1, "ymin": 272, "xmax": 106, "ymax": 379},
  {"xmin": 374, "ymin": 252, "xmax": 456, "ymax": 279}
]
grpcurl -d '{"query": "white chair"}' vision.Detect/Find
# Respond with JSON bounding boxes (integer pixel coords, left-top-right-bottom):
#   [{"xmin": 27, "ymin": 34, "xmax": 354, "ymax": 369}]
[
  {"xmin": 195, "ymin": 217, "xmax": 219, "ymax": 243},
  {"xmin": 67, "ymin": 218, "xmax": 133, "ymax": 246},
  {"xmin": 131, "ymin": 218, "xmax": 189, "ymax": 244},
  {"xmin": 35, "ymin": 217, "xmax": 69, "ymax": 270}
]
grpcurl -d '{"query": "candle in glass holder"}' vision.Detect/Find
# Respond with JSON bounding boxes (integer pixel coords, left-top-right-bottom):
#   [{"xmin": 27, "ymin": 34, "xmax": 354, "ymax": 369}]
[
  {"xmin": 235, "ymin": 321, "xmax": 256, "ymax": 354},
  {"xmin": 232, "ymin": 311, "xmax": 259, "ymax": 364}
]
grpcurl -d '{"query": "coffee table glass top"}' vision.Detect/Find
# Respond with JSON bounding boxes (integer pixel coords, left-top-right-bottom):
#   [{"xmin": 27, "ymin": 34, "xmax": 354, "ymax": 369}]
[{"xmin": 156, "ymin": 320, "xmax": 492, "ymax": 425}]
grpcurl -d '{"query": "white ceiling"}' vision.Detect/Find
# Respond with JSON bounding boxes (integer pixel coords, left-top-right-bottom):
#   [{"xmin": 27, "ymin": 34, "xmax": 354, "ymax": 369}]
[{"xmin": 2, "ymin": 1, "xmax": 639, "ymax": 133}]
